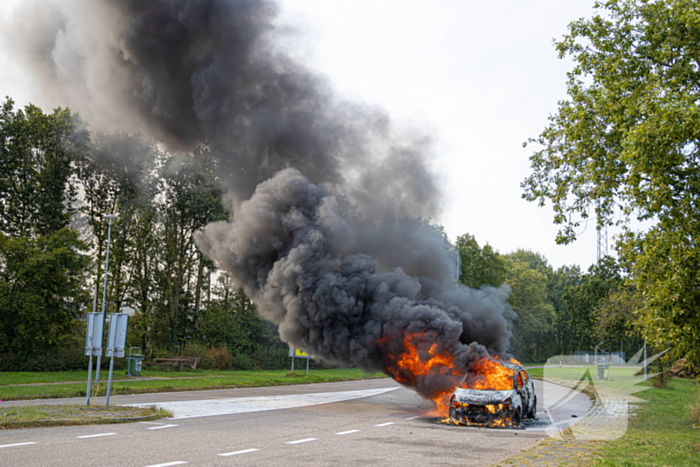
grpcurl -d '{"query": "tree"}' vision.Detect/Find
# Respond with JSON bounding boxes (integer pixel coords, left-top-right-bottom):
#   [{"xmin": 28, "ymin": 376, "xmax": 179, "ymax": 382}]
[
  {"xmin": 0, "ymin": 99, "xmax": 89, "ymax": 237},
  {"xmin": 0, "ymin": 229, "xmax": 89, "ymax": 355},
  {"xmin": 522, "ymin": 0, "xmax": 700, "ymax": 364},
  {"xmin": 157, "ymin": 149, "xmax": 227, "ymax": 350},
  {"xmin": 503, "ymin": 250, "xmax": 557, "ymax": 362},
  {"xmin": 456, "ymin": 233, "xmax": 506, "ymax": 288},
  {"xmin": 563, "ymin": 257, "xmax": 624, "ymax": 351},
  {"xmin": 547, "ymin": 265, "xmax": 583, "ymax": 354}
]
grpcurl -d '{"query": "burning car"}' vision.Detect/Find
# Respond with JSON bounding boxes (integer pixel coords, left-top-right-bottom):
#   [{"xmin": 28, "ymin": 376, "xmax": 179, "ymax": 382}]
[{"xmin": 448, "ymin": 362, "xmax": 536, "ymax": 428}]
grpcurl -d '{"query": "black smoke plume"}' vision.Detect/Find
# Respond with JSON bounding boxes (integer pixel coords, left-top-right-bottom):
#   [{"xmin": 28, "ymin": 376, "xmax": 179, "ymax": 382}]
[
  {"xmin": 3, "ymin": 0, "xmax": 438, "ymax": 220},
  {"xmin": 4, "ymin": 0, "xmax": 513, "ymax": 399},
  {"xmin": 196, "ymin": 169, "xmax": 512, "ymax": 398}
]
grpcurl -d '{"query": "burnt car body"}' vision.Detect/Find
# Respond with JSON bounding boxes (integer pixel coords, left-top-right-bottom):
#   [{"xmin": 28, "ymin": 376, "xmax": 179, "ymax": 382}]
[{"xmin": 449, "ymin": 364, "xmax": 536, "ymax": 427}]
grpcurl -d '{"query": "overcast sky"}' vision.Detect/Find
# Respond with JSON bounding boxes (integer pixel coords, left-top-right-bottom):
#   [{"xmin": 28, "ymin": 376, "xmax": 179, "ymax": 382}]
[{"xmin": 0, "ymin": 0, "xmax": 608, "ymax": 270}]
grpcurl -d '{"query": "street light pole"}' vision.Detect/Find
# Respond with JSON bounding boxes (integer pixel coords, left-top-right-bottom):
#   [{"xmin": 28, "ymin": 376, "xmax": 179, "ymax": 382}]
[{"xmin": 95, "ymin": 214, "xmax": 118, "ymax": 384}]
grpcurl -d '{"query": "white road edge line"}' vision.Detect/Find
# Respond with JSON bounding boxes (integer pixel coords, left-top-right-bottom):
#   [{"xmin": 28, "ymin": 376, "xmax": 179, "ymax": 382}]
[
  {"xmin": 0, "ymin": 442, "xmax": 37, "ymax": 449},
  {"xmin": 219, "ymin": 448, "xmax": 261, "ymax": 457},
  {"xmin": 146, "ymin": 424, "xmax": 179, "ymax": 430},
  {"xmin": 374, "ymin": 422, "xmax": 395, "ymax": 427},
  {"xmin": 76, "ymin": 433, "xmax": 117, "ymax": 439},
  {"xmin": 142, "ymin": 462, "xmax": 187, "ymax": 467},
  {"xmin": 285, "ymin": 438, "xmax": 318, "ymax": 445},
  {"xmin": 139, "ymin": 421, "xmax": 164, "ymax": 425},
  {"xmin": 335, "ymin": 430, "xmax": 360, "ymax": 435}
]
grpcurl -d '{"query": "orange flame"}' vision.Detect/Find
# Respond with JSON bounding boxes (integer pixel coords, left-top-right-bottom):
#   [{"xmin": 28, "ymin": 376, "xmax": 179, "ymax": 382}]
[
  {"xmin": 464, "ymin": 357, "xmax": 515, "ymax": 391},
  {"xmin": 381, "ymin": 332, "xmax": 518, "ymax": 416}
]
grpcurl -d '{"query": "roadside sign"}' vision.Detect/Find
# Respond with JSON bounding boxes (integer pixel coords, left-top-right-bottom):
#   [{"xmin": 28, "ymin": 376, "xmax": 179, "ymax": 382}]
[
  {"xmin": 288, "ymin": 346, "xmax": 310, "ymax": 358},
  {"xmin": 85, "ymin": 312, "xmax": 103, "ymax": 356},
  {"xmin": 106, "ymin": 313, "xmax": 129, "ymax": 358},
  {"xmin": 289, "ymin": 346, "xmax": 312, "ymax": 375}
]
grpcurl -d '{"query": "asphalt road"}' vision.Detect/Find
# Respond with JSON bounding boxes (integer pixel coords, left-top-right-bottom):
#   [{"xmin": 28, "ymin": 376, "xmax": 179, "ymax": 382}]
[{"xmin": 0, "ymin": 379, "xmax": 591, "ymax": 467}]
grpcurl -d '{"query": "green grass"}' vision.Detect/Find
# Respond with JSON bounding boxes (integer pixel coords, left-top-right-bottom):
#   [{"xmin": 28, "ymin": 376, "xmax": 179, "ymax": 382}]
[
  {"xmin": 592, "ymin": 377, "xmax": 700, "ymax": 466},
  {"xmin": 0, "ymin": 368, "xmax": 387, "ymax": 400},
  {"xmin": 0, "ymin": 404, "xmax": 172, "ymax": 429},
  {"xmin": 527, "ymin": 365, "xmax": 648, "ymax": 396},
  {"xmin": 520, "ymin": 365, "xmax": 700, "ymax": 466}
]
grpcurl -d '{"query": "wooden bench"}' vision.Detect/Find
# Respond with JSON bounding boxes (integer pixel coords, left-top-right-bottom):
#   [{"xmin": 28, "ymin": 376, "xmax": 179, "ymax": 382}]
[{"xmin": 143, "ymin": 357, "xmax": 201, "ymax": 372}]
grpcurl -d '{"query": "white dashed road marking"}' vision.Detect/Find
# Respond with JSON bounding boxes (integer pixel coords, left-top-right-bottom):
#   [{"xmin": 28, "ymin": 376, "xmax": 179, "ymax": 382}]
[
  {"xmin": 219, "ymin": 448, "xmax": 261, "ymax": 457},
  {"xmin": 0, "ymin": 442, "xmax": 37, "ymax": 449},
  {"xmin": 404, "ymin": 416, "xmax": 418, "ymax": 420},
  {"xmin": 285, "ymin": 438, "xmax": 318, "ymax": 445},
  {"xmin": 142, "ymin": 462, "xmax": 187, "ymax": 467},
  {"xmin": 76, "ymin": 433, "xmax": 117, "ymax": 439},
  {"xmin": 146, "ymin": 424, "xmax": 179, "ymax": 430},
  {"xmin": 335, "ymin": 430, "xmax": 360, "ymax": 435},
  {"xmin": 374, "ymin": 422, "xmax": 395, "ymax": 427}
]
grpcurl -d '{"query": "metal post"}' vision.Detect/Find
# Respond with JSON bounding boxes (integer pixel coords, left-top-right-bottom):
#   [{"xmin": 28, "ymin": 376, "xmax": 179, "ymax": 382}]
[
  {"xmin": 106, "ymin": 350, "xmax": 115, "ymax": 408},
  {"xmin": 86, "ymin": 284, "xmax": 98, "ymax": 406},
  {"xmin": 96, "ymin": 216, "xmax": 117, "ymax": 383},
  {"xmin": 291, "ymin": 354, "xmax": 295, "ymax": 373},
  {"xmin": 86, "ymin": 354, "xmax": 93, "ymax": 406},
  {"xmin": 306, "ymin": 356, "xmax": 309, "ymax": 375},
  {"xmin": 643, "ymin": 340, "xmax": 647, "ymax": 382}
]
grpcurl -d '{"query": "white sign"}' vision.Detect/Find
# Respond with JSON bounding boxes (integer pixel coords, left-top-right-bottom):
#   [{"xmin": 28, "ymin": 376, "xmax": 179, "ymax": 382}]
[
  {"xmin": 106, "ymin": 313, "xmax": 129, "ymax": 358},
  {"xmin": 85, "ymin": 312, "xmax": 103, "ymax": 356}
]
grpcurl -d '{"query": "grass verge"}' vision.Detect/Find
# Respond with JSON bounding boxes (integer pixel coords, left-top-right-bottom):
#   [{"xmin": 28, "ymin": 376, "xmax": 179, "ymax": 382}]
[
  {"xmin": 0, "ymin": 368, "xmax": 387, "ymax": 401},
  {"xmin": 0, "ymin": 404, "xmax": 172, "ymax": 429},
  {"xmin": 591, "ymin": 377, "xmax": 700, "ymax": 466},
  {"xmin": 496, "ymin": 377, "xmax": 700, "ymax": 466}
]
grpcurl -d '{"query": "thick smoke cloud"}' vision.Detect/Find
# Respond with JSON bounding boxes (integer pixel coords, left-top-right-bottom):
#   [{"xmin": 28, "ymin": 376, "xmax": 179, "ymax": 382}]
[
  {"xmin": 2, "ymin": 0, "xmax": 438, "ymax": 220},
  {"xmin": 197, "ymin": 169, "xmax": 512, "ymax": 398},
  {"xmin": 4, "ymin": 0, "xmax": 514, "ymax": 399}
]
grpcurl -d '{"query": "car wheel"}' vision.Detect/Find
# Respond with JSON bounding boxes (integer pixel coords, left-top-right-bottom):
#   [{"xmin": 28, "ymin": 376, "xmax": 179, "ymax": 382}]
[
  {"xmin": 527, "ymin": 396, "xmax": 537, "ymax": 419},
  {"xmin": 449, "ymin": 406, "xmax": 457, "ymax": 421}
]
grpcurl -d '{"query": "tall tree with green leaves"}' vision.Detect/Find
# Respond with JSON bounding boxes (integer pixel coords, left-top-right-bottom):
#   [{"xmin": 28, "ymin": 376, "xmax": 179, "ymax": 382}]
[
  {"xmin": 547, "ymin": 265, "xmax": 583, "ymax": 354},
  {"xmin": 522, "ymin": 0, "xmax": 700, "ymax": 364},
  {"xmin": 157, "ymin": 149, "xmax": 227, "ymax": 350},
  {"xmin": 0, "ymin": 99, "xmax": 89, "ymax": 237},
  {"xmin": 0, "ymin": 228, "xmax": 89, "ymax": 356},
  {"xmin": 503, "ymin": 250, "xmax": 557, "ymax": 362},
  {"xmin": 0, "ymin": 99, "xmax": 91, "ymax": 360},
  {"xmin": 456, "ymin": 233, "xmax": 506, "ymax": 288}
]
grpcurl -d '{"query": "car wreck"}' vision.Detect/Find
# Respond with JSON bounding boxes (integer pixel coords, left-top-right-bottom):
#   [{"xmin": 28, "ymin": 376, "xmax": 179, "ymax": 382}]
[{"xmin": 448, "ymin": 363, "xmax": 537, "ymax": 428}]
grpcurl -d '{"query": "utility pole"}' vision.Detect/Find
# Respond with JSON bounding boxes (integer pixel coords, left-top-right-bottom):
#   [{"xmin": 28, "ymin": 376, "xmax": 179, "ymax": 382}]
[
  {"xmin": 596, "ymin": 223, "xmax": 608, "ymax": 264},
  {"xmin": 95, "ymin": 214, "xmax": 118, "ymax": 383}
]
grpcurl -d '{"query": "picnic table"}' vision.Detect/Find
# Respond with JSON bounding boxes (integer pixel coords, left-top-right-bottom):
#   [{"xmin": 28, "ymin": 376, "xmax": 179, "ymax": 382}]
[{"xmin": 143, "ymin": 357, "xmax": 201, "ymax": 372}]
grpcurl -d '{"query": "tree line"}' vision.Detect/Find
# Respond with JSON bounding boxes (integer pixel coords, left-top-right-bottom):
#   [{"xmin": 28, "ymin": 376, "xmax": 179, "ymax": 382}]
[
  {"xmin": 456, "ymin": 234, "xmax": 644, "ymax": 363},
  {"xmin": 0, "ymin": 99, "xmax": 289, "ymax": 371},
  {"xmin": 0, "ymin": 96, "xmax": 647, "ymax": 372}
]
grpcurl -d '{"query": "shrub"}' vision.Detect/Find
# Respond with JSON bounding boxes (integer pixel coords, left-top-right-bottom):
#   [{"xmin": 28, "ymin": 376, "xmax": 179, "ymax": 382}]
[
  {"xmin": 179, "ymin": 342, "xmax": 208, "ymax": 359},
  {"xmin": 233, "ymin": 351, "xmax": 253, "ymax": 370},
  {"xmin": 251, "ymin": 344, "xmax": 289, "ymax": 370},
  {"xmin": 205, "ymin": 345, "xmax": 234, "ymax": 370}
]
